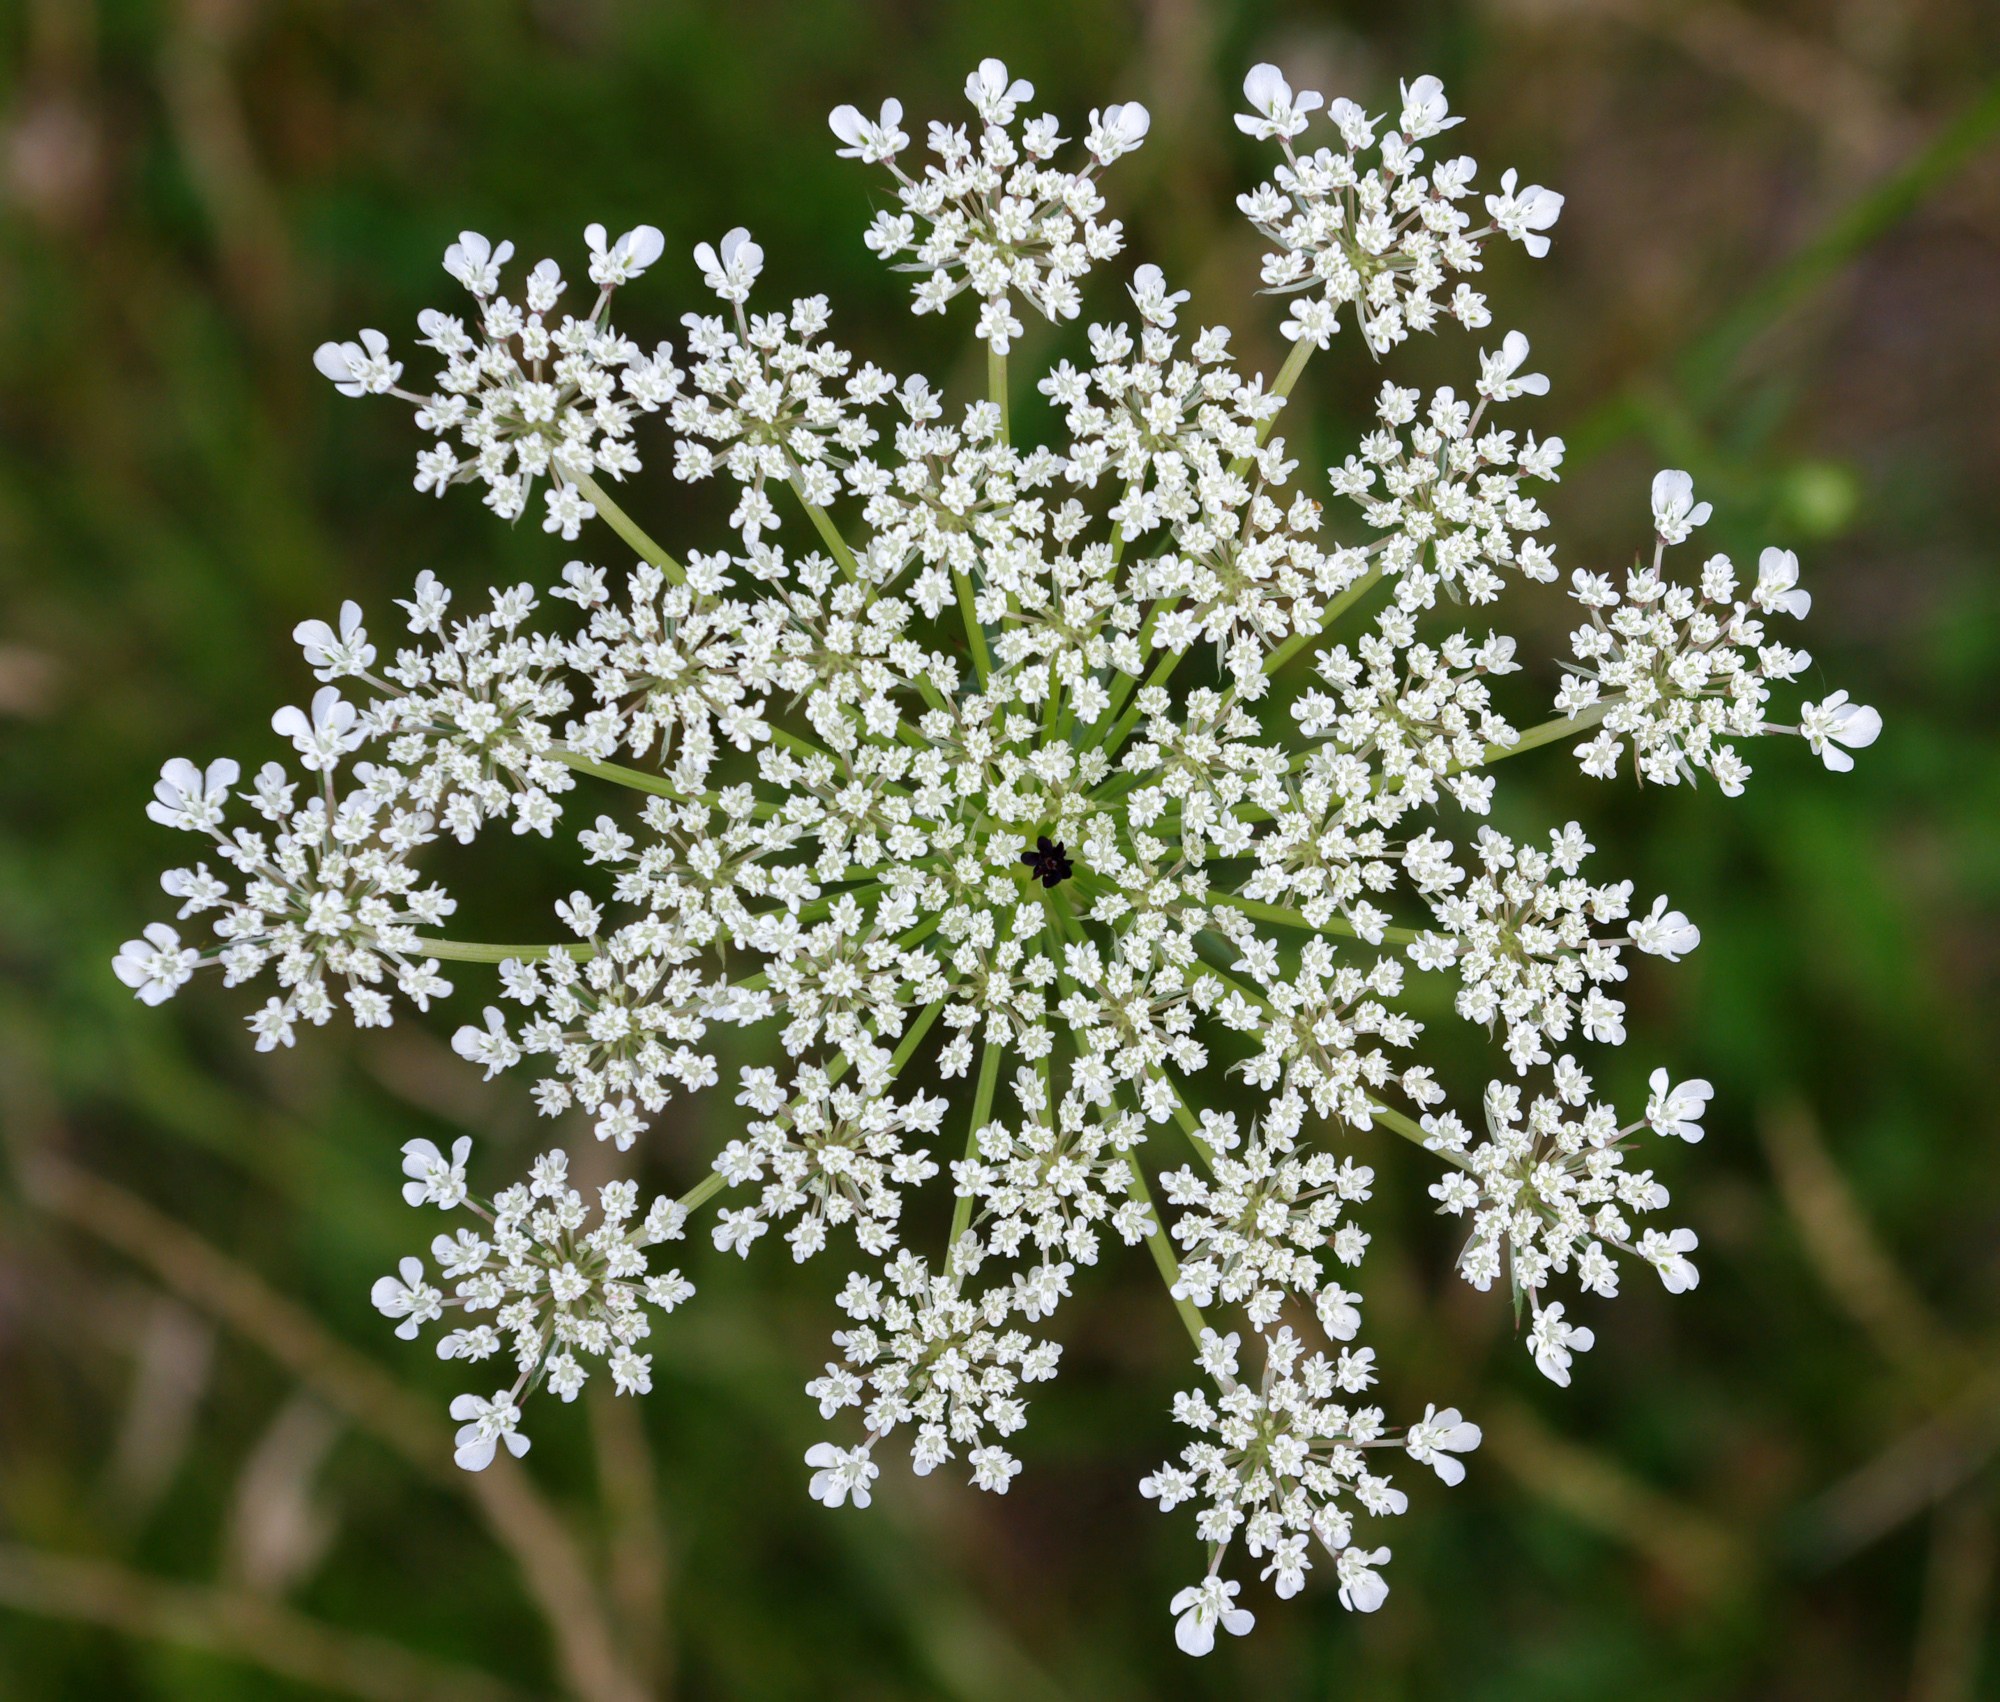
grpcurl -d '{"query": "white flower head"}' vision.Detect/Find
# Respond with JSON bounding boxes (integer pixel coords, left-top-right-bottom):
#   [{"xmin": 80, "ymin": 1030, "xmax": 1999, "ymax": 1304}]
[
  {"xmin": 1478, "ymin": 330, "xmax": 1548, "ymax": 401},
  {"xmin": 828, "ymin": 98, "xmax": 908, "ymax": 163},
  {"xmin": 127, "ymin": 54, "xmax": 1889, "ymax": 1659},
  {"xmin": 1398, "ymin": 74, "xmax": 1463, "ymax": 140},
  {"xmin": 371, "ymin": 1256, "xmax": 443, "ymax": 1340},
  {"xmin": 401, "ymin": 1135, "xmax": 473, "ymax": 1208},
  {"xmin": 692, "ymin": 228, "xmax": 765, "ymax": 304},
  {"xmin": 1650, "ymin": 469, "xmax": 1712, "ymax": 544},
  {"xmin": 1640, "ymin": 1226, "xmax": 1701, "ymax": 1293},
  {"xmin": 271, "ymin": 686, "xmax": 365, "ymax": 773},
  {"xmin": 1526, "ymin": 1301, "xmax": 1595, "ymax": 1386},
  {"xmin": 312, "ymin": 329, "xmax": 402, "ymax": 397},
  {"xmin": 146, "ymin": 756, "xmax": 238, "ymax": 832},
  {"xmin": 1754, "ymin": 546, "xmax": 1812, "ymax": 619},
  {"xmin": 1646, "ymin": 1068, "xmax": 1713, "ymax": 1142},
  {"xmin": 1629, "ymin": 894, "xmax": 1700, "ymax": 962},
  {"xmin": 1335, "ymin": 1545, "xmax": 1393, "ymax": 1613},
  {"xmin": 442, "ymin": 230, "xmax": 515, "ymax": 297},
  {"xmin": 449, "ymin": 1390, "xmax": 531, "ymax": 1470},
  {"xmin": 1799, "ymin": 689, "xmax": 1882, "ymax": 772},
  {"xmin": 1325, "ymin": 95, "xmax": 1379, "ymax": 151},
  {"xmin": 1086, "ymin": 102, "xmax": 1151, "ymax": 165},
  {"xmin": 112, "ymin": 922, "xmax": 201, "ymax": 1006},
  {"xmin": 804, "ymin": 1440, "xmax": 879, "ymax": 1508},
  {"xmin": 584, "ymin": 222, "xmax": 666, "ymax": 288},
  {"xmin": 292, "ymin": 601, "xmax": 376, "ymax": 682},
  {"xmin": 1403, "ymin": 1402, "xmax": 1481, "ymax": 1484},
  {"xmin": 452, "ymin": 1006, "xmax": 522, "ymax": 1080},
  {"xmin": 965, "ymin": 59, "xmax": 1033, "ymax": 128},
  {"xmin": 1484, "ymin": 167, "xmax": 1564, "ymax": 258},
  {"xmin": 1128, "ymin": 263, "xmax": 1191, "ymax": 329},
  {"xmin": 542, "ymin": 481, "xmax": 597, "ymax": 541},
  {"xmin": 595, "ymin": 1097, "xmax": 648, "ymax": 1152},
  {"xmin": 1170, "ymin": 1576, "xmax": 1255, "ymax": 1656},
  {"xmin": 1236, "ymin": 63, "xmax": 1323, "ymax": 141}
]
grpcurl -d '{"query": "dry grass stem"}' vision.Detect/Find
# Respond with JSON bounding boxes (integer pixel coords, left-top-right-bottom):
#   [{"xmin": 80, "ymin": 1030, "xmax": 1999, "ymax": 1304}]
[
  {"xmin": 17, "ymin": 1148, "xmax": 654, "ymax": 1702},
  {"xmin": 1909, "ymin": 1491, "xmax": 1995, "ymax": 1702},
  {"xmin": 588, "ymin": 1381, "xmax": 672, "ymax": 1692},
  {"xmin": 1483, "ymin": 1398, "xmax": 1751, "ymax": 1604},
  {"xmin": 0, "ymin": 1540, "xmax": 532, "ymax": 1702},
  {"xmin": 1760, "ymin": 1099, "xmax": 1970, "ymax": 1393}
]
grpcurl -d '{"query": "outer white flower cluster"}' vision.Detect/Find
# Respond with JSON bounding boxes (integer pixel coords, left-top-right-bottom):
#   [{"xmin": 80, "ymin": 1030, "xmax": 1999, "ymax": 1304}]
[
  {"xmin": 120, "ymin": 60, "xmax": 1881, "ymax": 1652},
  {"xmin": 1555, "ymin": 471, "xmax": 1881, "ymax": 790},
  {"xmin": 1420, "ymin": 1061, "xmax": 1712, "ymax": 1387},
  {"xmin": 1139, "ymin": 1325, "xmax": 1479, "ymax": 1651},
  {"xmin": 313, "ymin": 223, "xmax": 678, "ymax": 535},
  {"xmin": 114, "ymin": 733, "xmax": 457, "ymax": 1045},
  {"xmin": 1234, "ymin": 66, "xmax": 1559, "ymax": 355},
  {"xmin": 370, "ymin": 1140, "xmax": 696, "ymax": 1465},
  {"xmin": 834, "ymin": 57, "xmax": 1150, "ymax": 353},
  {"xmin": 1410, "ymin": 821, "xmax": 1691, "ymax": 1073}
]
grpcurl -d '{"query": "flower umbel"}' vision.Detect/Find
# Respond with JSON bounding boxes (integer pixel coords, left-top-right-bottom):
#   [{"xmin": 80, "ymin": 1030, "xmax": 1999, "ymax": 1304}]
[{"xmin": 122, "ymin": 57, "xmax": 1879, "ymax": 1653}]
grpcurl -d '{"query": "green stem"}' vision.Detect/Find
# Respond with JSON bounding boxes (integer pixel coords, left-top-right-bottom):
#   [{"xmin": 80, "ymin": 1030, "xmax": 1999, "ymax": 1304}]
[
  {"xmin": 1199, "ymin": 890, "xmax": 1421, "ymax": 947},
  {"xmin": 1091, "ymin": 597, "xmax": 1172, "ymax": 737},
  {"xmin": 786, "ymin": 468, "xmax": 861, "ymax": 580},
  {"xmin": 1262, "ymin": 563, "xmax": 1385, "ymax": 679},
  {"xmin": 988, "ymin": 346, "xmax": 1009, "ymax": 447},
  {"xmin": 767, "ymin": 727, "xmax": 870, "ymax": 784},
  {"xmin": 948, "ymin": 1036, "xmax": 1006, "ymax": 1248},
  {"xmin": 886, "ymin": 999, "xmax": 945, "ymax": 1076},
  {"xmin": 1187, "ymin": 949, "xmax": 1274, "ymax": 1018},
  {"xmin": 1160, "ymin": 1082, "xmax": 1218, "ymax": 1173},
  {"xmin": 573, "ymin": 472, "xmax": 685, "ymax": 582},
  {"xmin": 1108, "ymin": 478, "xmax": 1141, "ymax": 567},
  {"xmin": 783, "ymin": 473, "xmax": 946, "ymax": 712},
  {"xmin": 675, "ymin": 1171, "xmax": 728, "ymax": 1214},
  {"xmin": 1368, "ymin": 701, "xmax": 1617, "ymax": 805},
  {"xmin": 788, "ymin": 881, "xmax": 891, "ymax": 925},
  {"xmin": 1123, "ymin": 1155, "xmax": 1208, "ymax": 1350},
  {"xmin": 1093, "ymin": 639, "xmax": 1184, "ymax": 766},
  {"xmin": 1228, "ymin": 337, "xmax": 1315, "ymax": 478},
  {"xmin": 550, "ymin": 748, "xmax": 685, "ymax": 800},
  {"xmin": 1484, "ymin": 701, "xmax": 1612, "ymax": 764},
  {"xmin": 1365, "ymin": 1098, "xmax": 1474, "ymax": 1174},
  {"xmin": 954, "ymin": 569, "xmax": 993, "ymax": 691},
  {"xmin": 412, "ymin": 939, "xmax": 594, "ymax": 964}
]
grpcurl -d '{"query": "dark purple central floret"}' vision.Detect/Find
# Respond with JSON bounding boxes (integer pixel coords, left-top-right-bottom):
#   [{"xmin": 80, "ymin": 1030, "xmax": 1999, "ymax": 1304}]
[{"xmin": 1021, "ymin": 835, "xmax": 1074, "ymax": 889}]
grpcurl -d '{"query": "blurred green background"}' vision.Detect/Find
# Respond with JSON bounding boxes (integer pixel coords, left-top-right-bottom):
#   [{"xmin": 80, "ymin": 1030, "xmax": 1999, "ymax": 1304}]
[{"xmin": 2, "ymin": 0, "xmax": 1998, "ymax": 1697}]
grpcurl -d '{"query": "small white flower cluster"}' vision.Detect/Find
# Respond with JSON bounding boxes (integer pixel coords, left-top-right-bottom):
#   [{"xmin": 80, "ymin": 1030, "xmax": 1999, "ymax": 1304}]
[
  {"xmin": 1139, "ymin": 1324, "xmax": 1479, "ymax": 1650},
  {"xmin": 808, "ymin": 1236, "xmax": 1070, "ymax": 1503},
  {"xmin": 115, "ymin": 728, "xmax": 457, "ymax": 1048},
  {"xmin": 1287, "ymin": 614, "xmax": 1525, "ymax": 831},
  {"xmin": 1420, "ymin": 1061, "xmax": 1711, "ymax": 1386},
  {"xmin": 314, "ymin": 223, "xmax": 678, "ymax": 535},
  {"xmin": 1409, "ymin": 821, "xmax": 1694, "ymax": 1074},
  {"xmin": 340, "ymin": 580, "xmax": 583, "ymax": 843},
  {"xmin": 715, "ymin": 1063, "xmax": 948, "ymax": 1262},
  {"xmin": 1327, "ymin": 373, "xmax": 1566, "ymax": 609},
  {"xmin": 833, "ymin": 58, "xmax": 1149, "ymax": 353},
  {"xmin": 950, "ymin": 1069, "xmax": 1158, "ymax": 1269},
  {"xmin": 667, "ymin": 288, "xmax": 895, "ymax": 546},
  {"xmin": 1559, "ymin": 470, "xmax": 1880, "ymax": 790},
  {"xmin": 1234, "ymin": 66, "xmax": 1560, "ymax": 355},
  {"xmin": 1159, "ymin": 1107, "xmax": 1373, "ymax": 1337},
  {"xmin": 123, "ymin": 57, "xmax": 1885, "ymax": 1654},
  {"xmin": 370, "ymin": 1140, "xmax": 696, "ymax": 1464}
]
